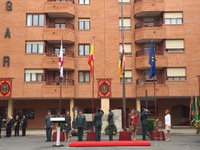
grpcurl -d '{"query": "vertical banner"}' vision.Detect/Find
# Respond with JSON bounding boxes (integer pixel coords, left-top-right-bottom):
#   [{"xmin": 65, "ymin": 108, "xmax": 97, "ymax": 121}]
[{"xmin": 0, "ymin": 78, "xmax": 12, "ymax": 98}]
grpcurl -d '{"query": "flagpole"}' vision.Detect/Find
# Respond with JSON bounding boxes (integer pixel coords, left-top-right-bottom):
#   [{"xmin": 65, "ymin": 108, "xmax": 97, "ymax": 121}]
[
  {"xmin": 120, "ymin": 0, "xmax": 126, "ymax": 130},
  {"xmin": 92, "ymin": 37, "xmax": 95, "ymax": 131},
  {"xmin": 60, "ymin": 78, "xmax": 62, "ymax": 113}
]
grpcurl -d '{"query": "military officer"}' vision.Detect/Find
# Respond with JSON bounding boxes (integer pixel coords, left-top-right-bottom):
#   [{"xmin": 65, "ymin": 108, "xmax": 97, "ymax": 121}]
[
  {"xmin": 5, "ymin": 116, "xmax": 13, "ymax": 137},
  {"xmin": 107, "ymin": 109, "xmax": 114, "ymax": 141},
  {"xmin": 0, "ymin": 115, "xmax": 2, "ymax": 138},
  {"xmin": 140, "ymin": 108, "xmax": 150, "ymax": 140},
  {"xmin": 94, "ymin": 108, "xmax": 104, "ymax": 141},
  {"xmin": 21, "ymin": 115, "xmax": 27, "ymax": 136},
  {"xmin": 76, "ymin": 110, "xmax": 86, "ymax": 141},
  {"xmin": 45, "ymin": 110, "xmax": 53, "ymax": 142},
  {"xmin": 14, "ymin": 115, "xmax": 20, "ymax": 136}
]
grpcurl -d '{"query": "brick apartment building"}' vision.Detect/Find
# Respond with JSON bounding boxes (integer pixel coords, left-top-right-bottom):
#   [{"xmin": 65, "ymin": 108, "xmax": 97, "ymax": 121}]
[{"xmin": 0, "ymin": 0, "xmax": 200, "ymax": 129}]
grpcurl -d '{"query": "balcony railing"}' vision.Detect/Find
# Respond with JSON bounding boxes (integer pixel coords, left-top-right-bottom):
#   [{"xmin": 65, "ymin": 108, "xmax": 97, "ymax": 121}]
[
  {"xmin": 47, "ymin": 0, "xmax": 74, "ymax": 3},
  {"xmin": 47, "ymin": 23, "xmax": 74, "ymax": 30},
  {"xmin": 136, "ymin": 49, "xmax": 163, "ymax": 57},
  {"xmin": 135, "ymin": 21, "xmax": 162, "ymax": 29},
  {"xmin": 46, "ymin": 50, "xmax": 74, "ymax": 57},
  {"xmin": 134, "ymin": 0, "xmax": 163, "ymax": 3},
  {"xmin": 45, "ymin": 79, "xmax": 74, "ymax": 85},
  {"xmin": 137, "ymin": 78, "xmax": 165, "ymax": 85}
]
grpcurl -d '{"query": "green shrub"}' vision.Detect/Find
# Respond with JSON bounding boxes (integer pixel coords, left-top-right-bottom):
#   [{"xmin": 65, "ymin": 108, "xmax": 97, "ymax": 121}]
[
  {"xmin": 147, "ymin": 118, "xmax": 155, "ymax": 133},
  {"xmin": 104, "ymin": 125, "xmax": 117, "ymax": 135}
]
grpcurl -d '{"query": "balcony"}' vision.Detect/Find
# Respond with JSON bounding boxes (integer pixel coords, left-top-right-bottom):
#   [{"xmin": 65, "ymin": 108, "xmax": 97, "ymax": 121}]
[
  {"xmin": 44, "ymin": 0, "xmax": 75, "ymax": 18},
  {"xmin": 23, "ymin": 80, "xmax": 74, "ymax": 98},
  {"xmin": 136, "ymin": 79, "xmax": 169, "ymax": 97},
  {"xmin": 44, "ymin": 25, "xmax": 74, "ymax": 43},
  {"xmin": 43, "ymin": 51, "xmax": 74, "ymax": 70},
  {"xmin": 134, "ymin": 0, "xmax": 164, "ymax": 18},
  {"xmin": 135, "ymin": 22, "xmax": 165, "ymax": 43},
  {"xmin": 136, "ymin": 50, "xmax": 167, "ymax": 69}
]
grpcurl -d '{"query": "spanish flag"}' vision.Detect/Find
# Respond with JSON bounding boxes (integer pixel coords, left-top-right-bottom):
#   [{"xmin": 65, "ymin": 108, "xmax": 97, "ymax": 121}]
[
  {"xmin": 119, "ymin": 42, "xmax": 125, "ymax": 77},
  {"xmin": 88, "ymin": 41, "xmax": 94, "ymax": 78}
]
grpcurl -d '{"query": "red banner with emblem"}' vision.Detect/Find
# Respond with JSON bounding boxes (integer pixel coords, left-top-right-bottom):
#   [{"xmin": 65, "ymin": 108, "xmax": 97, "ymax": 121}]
[
  {"xmin": 98, "ymin": 79, "xmax": 111, "ymax": 98},
  {"xmin": 0, "ymin": 78, "xmax": 12, "ymax": 98}
]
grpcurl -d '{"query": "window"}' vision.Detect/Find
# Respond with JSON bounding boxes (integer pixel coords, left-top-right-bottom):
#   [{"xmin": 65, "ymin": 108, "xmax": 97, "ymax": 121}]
[
  {"xmin": 120, "ymin": 70, "xmax": 132, "ymax": 83},
  {"xmin": 167, "ymin": 68, "xmax": 186, "ymax": 81},
  {"xmin": 119, "ymin": 18, "xmax": 131, "ymax": 29},
  {"xmin": 164, "ymin": 12, "xmax": 183, "ymax": 25},
  {"xmin": 119, "ymin": 0, "xmax": 130, "ymax": 3},
  {"xmin": 27, "ymin": 14, "xmax": 45, "ymax": 26},
  {"xmin": 78, "ymin": 18, "xmax": 90, "ymax": 30},
  {"xmin": 26, "ymin": 42, "xmax": 45, "ymax": 54},
  {"xmin": 78, "ymin": 71, "xmax": 90, "ymax": 83},
  {"xmin": 54, "ymin": 47, "xmax": 66, "ymax": 56},
  {"xmin": 55, "ymin": 19, "xmax": 66, "ymax": 28},
  {"xmin": 79, "ymin": 0, "xmax": 90, "ymax": 4},
  {"xmin": 25, "ymin": 70, "xmax": 44, "ymax": 82},
  {"xmin": 119, "ymin": 43, "xmax": 132, "ymax": 55},
  {"xmin": 144, "ymin": 70, "xmax": 157, "ymax": 81},
  {"xmin": 165, "ymin": 40, "xmax": 184, "ymax": 52},
  {"xmin": 78, "ymin": 44, "xmax": 90, "ymax": 56}
]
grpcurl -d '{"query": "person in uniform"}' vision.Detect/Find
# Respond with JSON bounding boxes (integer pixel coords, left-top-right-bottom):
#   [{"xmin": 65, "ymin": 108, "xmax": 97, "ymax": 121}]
[
  {"xmin": 94, "ymin": 108, "xmax": 104, "ymax": 141},
  {"xmin": 140, "ymin": 108, "xmax": 149, "ymax": 140},
  {"xmin": 21, "ymin": 115, "xmax": 27, "ymax": 136},
  {"xmin": 76, "ymin": 110, "xmax": 86, "ymax": 141},
  {"xmin": 0, "ymin": 115, "xmax": 2, "ymax": 138},
  {"xmin": 14, "ymin": 115, "xmax": 20, "ymax": 136},
  {"xmin": 107, "ymin": 109, "xmax": 114, "ymax": 141},
  {"xmin": 45, "ymin": 110, "xmax": 53, "ymax": 142},
  {"xmin": 6, "ymin": 116, "xmax": 13, "ymax": 137},
  {"xmin": 64, "ymin": 110, "xmax": 71, "ymax": 141}
]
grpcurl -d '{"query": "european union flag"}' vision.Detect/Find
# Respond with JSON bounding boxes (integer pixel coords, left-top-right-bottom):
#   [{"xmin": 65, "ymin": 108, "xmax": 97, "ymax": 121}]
[{"xmin": 149, "ymin": 40, "xmax": 156, "ymax": 78}]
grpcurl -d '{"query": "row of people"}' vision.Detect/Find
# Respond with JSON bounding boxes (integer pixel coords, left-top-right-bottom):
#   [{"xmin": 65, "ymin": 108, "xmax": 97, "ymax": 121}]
[
  {"xmin": 44, "ymin": 108, "xmax": 171, "ymax": 142},
  {"xmin": 0, "ymin": 115, "xmax": 27, "ymax": 138}
]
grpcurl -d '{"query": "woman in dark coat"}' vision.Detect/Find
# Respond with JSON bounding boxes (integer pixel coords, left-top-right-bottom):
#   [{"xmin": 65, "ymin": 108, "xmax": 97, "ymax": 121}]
[{"xmin": 64, "ymin": 111, "xmax": 71, "ymax": 141}]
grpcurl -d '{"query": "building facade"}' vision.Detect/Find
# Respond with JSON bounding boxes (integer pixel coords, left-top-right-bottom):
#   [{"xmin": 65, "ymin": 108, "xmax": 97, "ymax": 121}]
[{"xmin": 0, "ymin": 0, "xmax": 200, "ymax": 129}]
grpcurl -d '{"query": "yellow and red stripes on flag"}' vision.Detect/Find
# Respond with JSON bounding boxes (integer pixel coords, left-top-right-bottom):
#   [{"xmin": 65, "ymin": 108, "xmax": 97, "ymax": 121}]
[
  {"xmin": 118, "ymin": 42, "xmax": 125, "ymax": 77},
  {"xmin": 88, "ymin": 42, "xmax": 94, "ymax": 78}
]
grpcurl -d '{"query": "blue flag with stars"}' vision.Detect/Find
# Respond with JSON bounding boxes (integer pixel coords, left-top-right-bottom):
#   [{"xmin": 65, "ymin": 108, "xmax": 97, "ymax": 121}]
[{"xmin": 149, "ymin": 40, "xmax": 156, "ymax": 78}]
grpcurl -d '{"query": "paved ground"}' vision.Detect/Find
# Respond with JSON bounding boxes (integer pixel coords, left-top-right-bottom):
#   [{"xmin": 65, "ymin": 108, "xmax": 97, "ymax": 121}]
[{"xmin": 0, "ymin": 129, "xmax": 199, "ymax": 150}]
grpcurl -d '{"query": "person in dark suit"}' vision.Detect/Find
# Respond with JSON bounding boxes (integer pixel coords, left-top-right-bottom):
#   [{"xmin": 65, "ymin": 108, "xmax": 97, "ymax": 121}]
[
  {"xmin": 45, "ymin": 110, "xmax": 53, "ymax": 142},
  {"xmin": 76, "ymin": 110, "xmax": 86, "ymax": 141},
  {"xmin": 21, "ymin": 115, "xmax": 27, "ymax": 136},
  {"xmin": 14, "ymin": 115, "xmax": 20, "ymax": 136},
  {"xmin": 6, "ymin": 116, "xmax": 13, "ymax": 137},
  {"xmin": 94, "ymin": 108, "xmax": 104, "ymax": 141},
  {"xmin": 140, "ymin": 108, "xmax": 150, "ymax": 140},
  {"xmin": 64, "ymin": 110, "xmax": 72, "ymax": 141},
  {"xmin": 107, "ymin": 109, "xmax": 114, "ymax": 141},
  {"xmin": 0, "ymin": 116, "xmax": 2, "ymax": 138}
]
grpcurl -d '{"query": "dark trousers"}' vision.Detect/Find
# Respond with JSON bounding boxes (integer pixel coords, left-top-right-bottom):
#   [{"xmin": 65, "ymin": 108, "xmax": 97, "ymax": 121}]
[
  {"xmin": 0, "ymin": 127, "xmax": 1, "ymax": 138},
  {"xmin": 108, "ymin": 125, "xmax": 114, "ymax": 140},
  {"xmin": 6, "ymin": 127, "xmax": 12, "ymax": 137},
  {"xmin": 46, "ymin": 127, "xmax": 52, "ymax": 141},
  {"xmin": 15, "ymin": 127, "xmax": 19, "ymax": 136},
  {"xmin": 95, "ymin": 125, "xmax": 102, "ymax": 141},
  {"xmin": 142, "ymin": 124, "xmax": 147, "ymax": 140},
  {"xmin": 22, "ymin": 126, "xmax": 26, "ymax": 136},
  {"xmin": 77, "ymin": 127, "xmax": 84, "ymax": 141}
]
